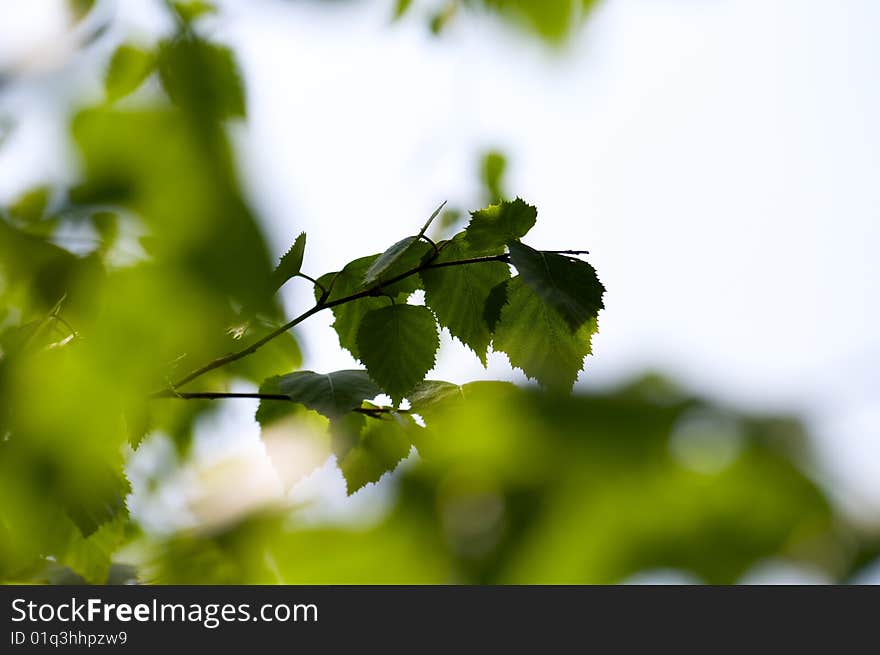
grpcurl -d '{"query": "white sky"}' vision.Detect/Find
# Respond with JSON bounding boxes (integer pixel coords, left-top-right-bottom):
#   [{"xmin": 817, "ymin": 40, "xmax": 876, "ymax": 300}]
[{"xmin": 0, "ymin": 0, "xmax": 878, "ymax": 534}]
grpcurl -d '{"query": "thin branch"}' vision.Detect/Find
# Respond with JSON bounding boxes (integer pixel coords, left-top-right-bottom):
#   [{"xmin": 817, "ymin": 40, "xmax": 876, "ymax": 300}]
[
  {"xmin": 162, "ymin": 249, "xmax": 566, "ymax": 392},
  {"xmin": 168, "ymin": 303, "xmax": 324, "ymax": 389},
  {"xmin": 150, "ymin": 390, "xmax": 291, "ymax": 401},
  {"xmin": 150, "ymin": 390, "xmax": 408, "ymax": 419},
  {"xmin": 420, "ymin": 234, "xmax": 440, "ymax": 256}
]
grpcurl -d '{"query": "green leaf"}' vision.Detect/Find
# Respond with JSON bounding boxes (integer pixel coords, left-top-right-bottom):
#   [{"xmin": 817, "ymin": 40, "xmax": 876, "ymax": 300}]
[
  {"xmin": 364, "ymin": 236, "xmax": 419, "ymax": 286},
  {"xmin": 158, "ymin": 36, "xmax": 245, "ymax": 120},
  {"xmin": 492, "ymin": 277, "xmax": 598, "ymax": 391},
  {"xmin": 257, "ymin": 370, "xmax": 381, "ymax": 422},
  {"xmin": 227, "ymin": 325, "xmax": 302, "ymax": 384},
  {"xmin": 362, "ymin": 202, "xmax": 445, "ymax": 286},
  {"xmin": 508, "ymin": 241, "xmax": 605, "ymax": 331},
  {"xmin": 68, "ymin": 0, "xmax": 96, "ymax": 21},
  {"xmin": 57, "ymin": 515, "xmax": 127, "ymax": 584},
  {"xmin": 421, "ymin": 234, "xmax": 510, "ymax": 364},
  {"xmin": 392, "ymin": 0, "xmax": 414, "ymax": 20},
  {"xmin": 105, "ymin": 44, "xmax": 155, "ymax": 102},
  {"xmin": 315, "ymin": 255, "xmax": 420, "ymax": 360},
  {"xmin": 363, "ymin": 237, "xmax": 433, "ymax": 287},
  {"xmin": 408, "ymin": 380, "xmax": 465, "ymax": 417},
  {"xmin": 480, "ymin": 150, "xmax": 507, "ymax": 202},
  {"xmin": 271, "ymin": 232, "xmax": 306, "ymax": 292},
  {"xmin": 8, "ymin": 185, "xmax": 50, "ymax": 223},
  {"xmin": 465, "ymin": 197, "xmax": 537, "ymax": 252},
  {"xmin": 483, "ymin": 278, "xmax": 510, "ymax": 332},
  {"xmin": 357, "ymin": 304, "xmax": 439, "ymax": 403},
  {"xmin": 173, "ymin": 0, "xmax": 217, "ymax": 22},
  {"xmin": 64, "ymin": 468, "xmax": 130, "ymax": 538},
  {"xmin": 338, "ymin": 413, "xmax": 416, "ymax": 494}
]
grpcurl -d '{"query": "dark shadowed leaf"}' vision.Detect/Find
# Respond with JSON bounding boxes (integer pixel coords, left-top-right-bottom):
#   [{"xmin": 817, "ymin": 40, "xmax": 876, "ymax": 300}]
[
  {"xmin": 158, "ymin": 36, "xmax": 245, "ymax": 120},
  {"xmin": 483, "ymin": 278, "xmax": 510, "ymax": 332},
  {"xmin": 508, "ymin": 240, "xmax": 604, "ymax": 331},
  {"xmin": 257, "ymin": 370, "xmax": 381, "ymax": 422}
]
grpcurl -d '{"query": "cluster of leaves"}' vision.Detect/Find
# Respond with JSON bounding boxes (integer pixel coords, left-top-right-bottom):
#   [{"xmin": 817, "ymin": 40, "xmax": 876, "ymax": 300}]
[
  {"xmin": 0, "ymin": 0, "xmax": 606, "ymax": 582},
  {"xmin": 251, "ymin": 196, "xmax": 605, "ymax": 493},
  {"xmin": 2, "ymin": 0, "xmax": 877, "ymax": 586}
]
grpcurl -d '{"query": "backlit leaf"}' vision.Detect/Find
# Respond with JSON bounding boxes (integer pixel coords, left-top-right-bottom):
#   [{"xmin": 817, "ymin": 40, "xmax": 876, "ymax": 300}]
[
  {"xmin": 421, "ymin": 234, "xmax": 510, "ymax": 364},
  {"xmin": 339, "ymin": 413, "xmax": 416, "ymax": 494},
  {"xmin": 492, "ymin": 277, "xmax": 598, "ymax": 391},
  {"xmin": 105, "ymin": 44, "xmax": 155, "ymax": 102},
  {"xmin": 357, "ymin": 304, "xmax": 439, "ymax": 403},
  {"xmin": 465, "ymin": 197, "xmax": 537, "ymax": 252}
]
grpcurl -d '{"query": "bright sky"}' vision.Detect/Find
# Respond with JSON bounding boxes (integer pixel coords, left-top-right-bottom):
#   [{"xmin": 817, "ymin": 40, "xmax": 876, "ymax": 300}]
[
  {"xmin": 220, "ymin": 0, "xmax": 880, "ymax": 518},
  {"xmin": 1, "ymin": 0, "xmax": 878, "ymax": 543}
]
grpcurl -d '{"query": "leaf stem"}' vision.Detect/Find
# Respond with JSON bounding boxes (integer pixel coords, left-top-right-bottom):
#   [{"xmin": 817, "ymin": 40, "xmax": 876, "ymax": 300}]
[{"xmin": 295, "ymin": 272, "xmax": 327, "ymax": 295}]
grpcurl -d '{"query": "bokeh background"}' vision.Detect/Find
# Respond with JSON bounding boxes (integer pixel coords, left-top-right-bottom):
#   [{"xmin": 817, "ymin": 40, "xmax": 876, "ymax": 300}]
[{"xmin": 0, "ymin": 0, "xmax": 877, "ymax": 584}]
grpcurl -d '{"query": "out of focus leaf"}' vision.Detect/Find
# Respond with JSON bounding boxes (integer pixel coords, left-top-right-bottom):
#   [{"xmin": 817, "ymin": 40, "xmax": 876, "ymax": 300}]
[
  {"xmin": 8, "ymin": 185, "xmax": 50, "ymax": 223},
  {"xmin": 68, "ymin": 0, "xmax": 96, "ymax": 21},
  {"xmin": 57, "ymin": 515, "xmax": 127, "ymax": 584},
  {"xmin": 480, "ymin": 150, "xmax": 507, "ymax": 202},
  {"xmin": 105, "ymin": 44, "xmax": 155, "ymax": 102},
  {"xmin": 357, "ymin": 304, "xmax": 439, "ymax": 403},
  {"xmin": 173, "ymin": 0, "xmax": 217, "ymax": 23},
  {"xmin": 392, "ymin": 0, "xmax": 413, "ymax": 20},
  {"xmin": 71, "ymin": 107, "xmax": 275, "ymax": 310},
  {"xmin": 90, "ymin": 211, "xmax": 119, "ymax": 254},
  {"xmin": 158, "ymin": 36, "xmax": 245, "ymax": 120},
  {"xmin": 478, "ymin": 0, "xmax": 603, "ymax": 44},
  {"xmin": 429, "ymin": 1, "xmax": 458, "ymax": 35},
  {"xmin": 339, "ymin": 413, "xmax": 416, "ymax": 494},
  {"xmin": 227, "ymin": 324, "xmax": 302, "ymax": 384}
]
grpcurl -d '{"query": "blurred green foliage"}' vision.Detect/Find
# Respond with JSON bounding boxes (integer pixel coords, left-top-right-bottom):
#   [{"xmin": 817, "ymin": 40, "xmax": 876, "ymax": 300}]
[
  {"xmin": 146, "ymin": 377, "xmax": 872, "ymax": 584},
  {"xmin": 395, "ymin": 0, "xmax": 604, "ymax": 44}
]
